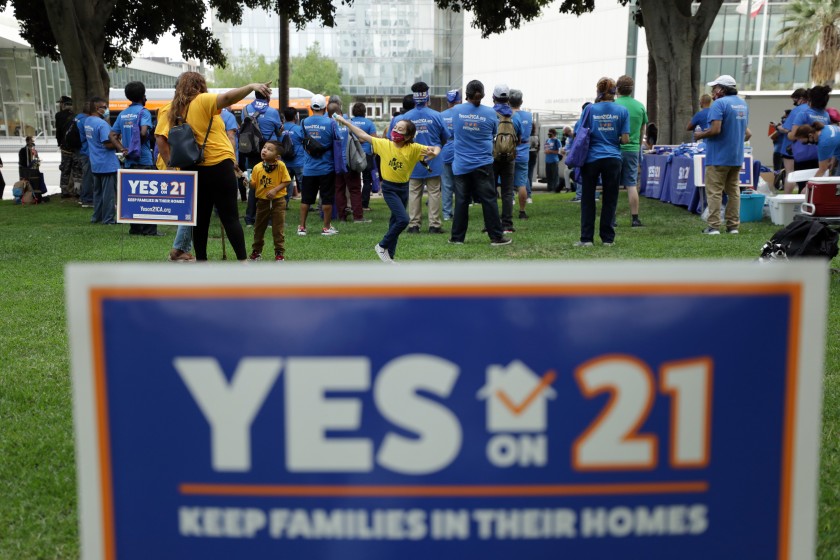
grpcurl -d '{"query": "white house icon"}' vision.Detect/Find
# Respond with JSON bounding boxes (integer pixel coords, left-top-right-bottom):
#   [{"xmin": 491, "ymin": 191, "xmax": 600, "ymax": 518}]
[{"xmin": 476, "ymin": 360, "xmax": 557, "ymax": 433}]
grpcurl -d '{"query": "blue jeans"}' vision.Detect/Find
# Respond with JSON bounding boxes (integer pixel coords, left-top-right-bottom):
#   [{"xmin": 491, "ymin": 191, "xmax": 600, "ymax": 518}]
[
  {"xmin": 580, "ymin": 157, "xmax": 621, "ymax": 243},
  {"xmin": 285, "ymin": 167, "xmax": 302, "ymax": 202},
  {"xmin": 379, "ymin": 180, "xmax": 408, "ymax": 259},
  {"xmin": 91, "ymin": 172, "xmax": 116, "ymax": 224},
  {"xmin": 451, "ymin": 164, "xmax": 504, "ymax": 242},
  {"xmin": 173, "ymin": 225, "xmax": 193, "ymax": 252},
  {"xmin": 79, "ymin": 155, "xmax": 94, "ymax": 204},
  {"xmin": 379, "ymin": 180, "xmax": 410, "ymax": 259},
  {"xmin": 441, "ymin": 162, "xmax": 455, "ymax": 220}
]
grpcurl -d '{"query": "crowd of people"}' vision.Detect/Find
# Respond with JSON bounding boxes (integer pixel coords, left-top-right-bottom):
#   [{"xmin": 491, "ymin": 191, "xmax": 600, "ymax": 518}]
[{"xmin": 25, "ymin": 69, "xmax": 833, "ymax": 258}]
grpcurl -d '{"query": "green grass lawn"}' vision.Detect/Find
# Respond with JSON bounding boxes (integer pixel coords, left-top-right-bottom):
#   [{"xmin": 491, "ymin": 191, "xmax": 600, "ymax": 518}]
[{"xmin": 1, "ymin": 190, "xmax": 838, "ymax": 558}]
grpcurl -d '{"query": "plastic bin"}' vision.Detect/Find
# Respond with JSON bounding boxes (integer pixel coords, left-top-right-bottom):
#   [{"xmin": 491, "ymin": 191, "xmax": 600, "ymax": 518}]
[
  {"xmin": 740, "ymin": 189, "xmax": 765, "ymax": 223},
  {"xmin": 768, "ymin": 194, "xmax": 805, "ymax": 225}
]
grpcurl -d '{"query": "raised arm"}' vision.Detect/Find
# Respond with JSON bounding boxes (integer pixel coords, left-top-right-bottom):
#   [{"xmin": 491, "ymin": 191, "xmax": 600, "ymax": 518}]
[
  {"xmin": 216, "ymin": 82, "xmax": 272, "ymax": 110},
  {"xmin": 333, "ymin": 114, "xmax": 373, "ymax": 143}
]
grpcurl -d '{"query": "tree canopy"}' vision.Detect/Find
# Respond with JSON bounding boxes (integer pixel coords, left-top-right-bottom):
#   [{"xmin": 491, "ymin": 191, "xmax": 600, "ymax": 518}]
[
  {"xmin": 775, "ymin": 0, "xmax": 840, "ymax": 85},
  {"xmin": 289, "ymin": 43, "xmax": 347, "ymax": 99},
  {"xmin": 210, "ymin": 50, "xmax": 278, "ymax": 88}
]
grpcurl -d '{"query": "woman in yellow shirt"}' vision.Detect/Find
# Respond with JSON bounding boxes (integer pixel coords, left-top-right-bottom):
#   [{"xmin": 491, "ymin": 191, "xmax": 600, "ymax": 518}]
[
  {"xmin": 335, "ymin": 114, "xmax": 439, "ymax": 263},
  {"xmin": 167, "ymin": 72, "xmax": 271, "ymax": 261}
]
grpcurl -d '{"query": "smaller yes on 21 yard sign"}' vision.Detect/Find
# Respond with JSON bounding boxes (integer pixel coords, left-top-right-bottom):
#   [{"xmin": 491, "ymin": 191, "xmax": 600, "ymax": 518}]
[{"xmin": 65, "ymin": 261, "xmax": 827, "ymax": 560}]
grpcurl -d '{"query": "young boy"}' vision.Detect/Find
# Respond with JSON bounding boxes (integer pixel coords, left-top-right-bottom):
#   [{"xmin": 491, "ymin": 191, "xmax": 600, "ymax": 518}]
[{"xmin": 249, "ymin": 140, "xmax": 292, "ymax": 261}]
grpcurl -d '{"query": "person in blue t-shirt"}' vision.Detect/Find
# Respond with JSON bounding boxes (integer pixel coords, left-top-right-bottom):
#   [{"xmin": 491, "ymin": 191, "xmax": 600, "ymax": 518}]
[
  {"xmin": 793, "ymin": 121, "xmax": 840, "ymax": 177},
  {"xmin": 774, "ymin": 88, "xmax": 809, "ymax": 193},
  {"xmin": 694, "ymin": 75, "xmax": 752, "ymax": 235},
  {"xmin": 218, "ymin": 107, "xmax": 245, "ymax": 201},
  {"xmin": 329, "ymin": 100, "xmax": 367, "ymax": 224},
  {"xmin": 450, "ymin": 80, "xmax": 510, "ymax": 246},
  {"xmin": 76, "ymin": 102, "xmax": 95, "ymax": 206},
  {"xmin": 86, "ymin": 96, "xmax": 128, "ymax": 225},
  {"xmin": 770, "ymin": 109, "xmax": 791, "ymax": 173},
  {"xmin": 686, "ymin": 94, "xmax": 712, "ymax": 132},
  {"xmin": 241, "ymin": 91, "xmax": 283, "ymax": 225},
  {"xmin": 544, "ymin": 129, "xmax": 562, "ymax": 193},
  {"xmin": 574, "ymin": 77, "xmax": 629, "ymax": 247},
  {"xmin": 112, "ymin": 81, "xmax": 159, "ymax": 235},
  {"xmin": 491, "ymin": 84, "xmax": 520, "ymax": 233},
  {"xmin": 786, "ymin": 85, "xmax": 832, "ymax": 193},
  {"xmin": 510, "ymin": 89, "xmax": 533, "ymax": 220},
  {"xmin": 298, "ymin": 94, "xmax": 338, "ymax": 237},
  {"xmin": 439, "ymin": 89, "xmax": 460, "ymax": 221},
  {"xmin": 282, "ymin": 107, "xmax": 306, "ymax": 201},
  {"xmin": 349, "ymin": 102, "xmax": 378, "ymax": 210},
  {"xmin": 402, "ymin": 81, "xmax": 450, "ymax": 234}
]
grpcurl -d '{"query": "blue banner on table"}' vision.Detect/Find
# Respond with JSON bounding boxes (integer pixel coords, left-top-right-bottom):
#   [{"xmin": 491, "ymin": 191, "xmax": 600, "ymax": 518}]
[
  {"xmin": 641, "ymin": 154, "xmax": 668, "ymax": 199},
  {"xmin": 66, "ymin": 264, "xmax": 826, "ymax": 560},
  {"xmin": 116, "ymin": 169, "xmax": 198, "ymax": 226},
  {"xmin": 692, "ymin": 155, "xmax": 754, "ymax": 188},
  {"xmin": 666, "ymin": 156, "xmax": 696, "ymax": 207}
]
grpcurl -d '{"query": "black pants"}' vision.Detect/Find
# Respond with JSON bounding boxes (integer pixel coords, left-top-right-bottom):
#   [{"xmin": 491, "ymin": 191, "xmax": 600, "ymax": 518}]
[
  {"xmin": 361, "ymin": 153, "xmax": 374, "ymax": 208},
  {"xmin": 580, "ymin": 157, "xmax": 621, "ymax": 244},
  {"xmin": 192, "ymin": 159, "xmax": 247, "ymax": 260},
  {"xmin": 451, "ymin": 164, "xmax": 504, "ymax": 242}
]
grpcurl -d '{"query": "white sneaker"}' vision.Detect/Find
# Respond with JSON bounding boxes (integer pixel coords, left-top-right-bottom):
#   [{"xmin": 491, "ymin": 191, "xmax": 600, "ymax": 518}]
[
  {"xmin": 727, "ymin": 228, "xmax": 739, "ymax": 234},
  {"xmin": 527, "ymin": 197, "xmax": 533, "ymax": 204},
  {"xmin": 374, "ymin": 244, "xmax": 393, "ymax": 263},
  {"xmin": 321, "ymin": 226, "xmax": 339, "ymax": 236},
  {"xmin": 297, "ymin": 226, "xmax": 307, "ymax": 236}
]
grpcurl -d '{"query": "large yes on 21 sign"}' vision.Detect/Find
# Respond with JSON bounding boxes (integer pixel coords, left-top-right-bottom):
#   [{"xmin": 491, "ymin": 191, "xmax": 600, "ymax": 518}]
[{"xmin": 66, "ymin": 262, "xmax": 827, "ymax": 560}]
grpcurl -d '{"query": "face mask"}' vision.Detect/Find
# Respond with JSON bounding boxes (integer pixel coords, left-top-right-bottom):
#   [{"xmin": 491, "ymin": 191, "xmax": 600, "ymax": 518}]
[
  {"xmin": 263, "ymin": 161, "xmax": 277, "ymax": 172},
  {"xmin": 391, "ymin": 130, "xmax": 405, "ymax": 143}
]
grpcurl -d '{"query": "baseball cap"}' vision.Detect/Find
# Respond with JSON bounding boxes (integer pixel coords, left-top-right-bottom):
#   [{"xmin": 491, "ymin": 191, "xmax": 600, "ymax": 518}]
[
  {"xmin": 707, "ymin": 75, "xmax": 737, "ymax": 88},
  {"xmin": 58, "ymin": 95, "xmax": 72, "ymax": 104},
  {"xmin": 446, "ymin": 89, "xmax": 461, "ymax": 103},
  {"xmin": 310, "ymin": 94, "xmax": 327, "ymax": 110},
  {"xmin": 493, "ymin": 84, "xmax": 510, "ymax": 100}
]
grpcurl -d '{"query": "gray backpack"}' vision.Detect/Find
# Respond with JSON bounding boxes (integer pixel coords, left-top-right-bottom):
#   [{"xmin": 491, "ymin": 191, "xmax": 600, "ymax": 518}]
[{"xmin": 346, "ymin": 132, "xmax": 368, "ymax": 172}]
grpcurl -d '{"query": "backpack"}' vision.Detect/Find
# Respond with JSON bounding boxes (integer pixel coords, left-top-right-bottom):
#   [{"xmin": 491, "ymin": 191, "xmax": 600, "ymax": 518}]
[
  {"xmin": 279, "ymin": 129, "xmax": 296, "ymax": 162},
  {"xmin": 345, "ymin": 132, "xmax": 367, "ymax": 172},
  {"xmin": 301, "ymin": 118, "xmax": 330, "ymax": 158},
  {"xmin": 64, "ymin": 117, "xmax": 83, "ymax": 151},
  {"xmin": 124, "ymin": 109, "xmax": 148, "ymax": 161},
  {"xmin": 238, "ymin": 107, "xmax": 263, "ymax": 154},
  {"xmin": 759, "ymin": 219, "xmax": 840, "ymax": 261},
  {"xmin": 493, "ymin": 113, "xmax": 518, "ymax": 162}
]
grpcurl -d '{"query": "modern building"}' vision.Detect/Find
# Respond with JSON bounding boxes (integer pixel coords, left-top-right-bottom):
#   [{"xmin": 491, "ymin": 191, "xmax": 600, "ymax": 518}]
[
  {"xmin": 0, "ymin": 14, "xmax": 191, "ymax": 140},
  {"xmin": 210, "ymin": 0, "xmax": 464, "ymax": 118}
]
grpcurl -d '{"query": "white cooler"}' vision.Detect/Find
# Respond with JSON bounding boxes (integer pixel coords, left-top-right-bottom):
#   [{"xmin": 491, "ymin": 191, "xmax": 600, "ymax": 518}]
[{"xmin": 768, "ymin": 194, "xmax": 805, "ymax": 226}]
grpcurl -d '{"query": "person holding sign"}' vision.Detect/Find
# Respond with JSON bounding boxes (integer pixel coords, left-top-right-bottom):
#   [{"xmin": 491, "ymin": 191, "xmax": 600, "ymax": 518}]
[
  {"xmin": 166, "ymin": 72, "xmax": 271, "ymax": 261},
  {"xmin": 248, "ymin": 140, "xmax": 291, "ymax": 262},
  {"xmin": 333, "ymin": 113, "xmax": 439, "ymax": 263}
]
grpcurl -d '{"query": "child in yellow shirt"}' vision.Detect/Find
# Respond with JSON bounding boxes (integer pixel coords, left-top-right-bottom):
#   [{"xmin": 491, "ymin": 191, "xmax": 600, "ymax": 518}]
[
  {"xmin": 249, "ymin": 140, "xmax": 291, "ymax": 261},
  {"xmin": 334, "ymin": 114, "xmax": 439, "ymax": 263}
]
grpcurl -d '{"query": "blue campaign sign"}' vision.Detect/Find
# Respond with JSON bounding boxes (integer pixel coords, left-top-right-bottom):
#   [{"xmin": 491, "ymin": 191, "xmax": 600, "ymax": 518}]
[
  {"xmin": 66, "ymin": 263, "xmax": 827, "ymax": 560},
  {"xmin": 116, "ymin": 169, "xmax": 198, "ymax": 226},
  {"xmin": 692, "ymin": 155, "xmax": 754, "ymax": 188}
]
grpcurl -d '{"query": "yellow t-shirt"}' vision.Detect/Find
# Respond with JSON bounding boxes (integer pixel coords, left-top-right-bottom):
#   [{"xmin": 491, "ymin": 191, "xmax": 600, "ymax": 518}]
[
  {"xmin": 172, "ymin": 93, "xmax": 235, "ymax": 167},
  {"xmin": 250, "ymin": 161, "xmax": 291, "ymax": 199},
  {"xmin": 154, "ymin": 103, "xmax": 171, "ymax": 170},
  {"xmin": 370, "ymin": 137, "xmax": 429, "ymax": 183}
]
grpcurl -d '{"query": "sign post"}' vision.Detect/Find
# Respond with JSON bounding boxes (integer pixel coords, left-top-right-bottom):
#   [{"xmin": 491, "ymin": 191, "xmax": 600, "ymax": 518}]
[
  {"xmin": 116, "ymin": 169, "xmax": 198, "ymax": 226},
  {"xmin": 66, "ymin": 262, "xmax": 827, "ymax": 560}
]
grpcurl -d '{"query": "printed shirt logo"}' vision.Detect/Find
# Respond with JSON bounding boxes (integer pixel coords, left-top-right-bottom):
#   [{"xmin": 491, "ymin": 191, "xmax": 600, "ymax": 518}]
[{"xmin": 388, "ymin": 158, "xmax": 404, "ymax": 172}]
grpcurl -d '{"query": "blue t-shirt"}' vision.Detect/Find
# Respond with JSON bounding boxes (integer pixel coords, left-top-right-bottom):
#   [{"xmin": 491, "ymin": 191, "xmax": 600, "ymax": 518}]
[
  {"xmin": 779, "ymin": 104, "xmax": 805, "ymax": 158},
  {"xmin": 86, "ymin": 116, "xmax": 119, "ymax": 174},
  {"xmin": 513, "ymin": 110, "xmax": 533, "ymax": 163},
  {"xmin": 220, "ymin": 108, "xmax": 238, "ymax": 151},
  {"xmin": 440, "ymin": 107, "xmax": 457, "ymax": 164},
  {"xmin": 817, "ymin": 125, "xmax": 840, "ymax": 162},
  {"xmin": 301, "ymin": 115, "xmax": 335, "ymax": 176},
  {"xmin": 244, "ymin": 101, "xmax": 283, "ymax": 141},
  {"xmin": 76, "ymin": 113, "xmax": 89, "ymax": 156},
  {"xmin": 544, "ymin": 138, "xmax": 561, "ymax": 164},
  {"xmin": 581, "ymin": 102, "xmax": 630, "ymax": 163},
  {"xmin": 284, "ymin": 123, "xmax": 305, "ymax": 170},
  {"xmin": 451, "ymin": 103, "xmax": 498, "ymax": 175},
  {"xmin": 789, "ymin": 106, "xmax": 830, "ymax": 162},
  {"xmin": 401, "ymin": 106, "xmax": 449, "ymax": 178},
  {"xmin": 349, "ymin": 116, "xmax": 377, "ymax": 156},
  {"xmin": 111, "ymin": 103, "xmax": 153, "ymax": 167},
  {"xmin": 689, "ymin": 108, "xmax": 712, "ymax": 131},
  {"xmin": 705, "ymin": 94, "xmax": 749, "ymax": 167}
]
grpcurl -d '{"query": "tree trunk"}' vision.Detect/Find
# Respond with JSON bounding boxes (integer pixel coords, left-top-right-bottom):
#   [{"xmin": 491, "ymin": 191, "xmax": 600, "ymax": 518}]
[
  {"xmin": 646, "ymin": 43, "xmax": 657, "ymax": 125},
  {"xmin": 279, "ymin": 14, "xmax": 290, "ymax": 110},
  {"xmin": 43, "ymin": 0, "xmax": 115, "ymax": 112},
  {"xmin": 639, "ymin": 0, "xmax": 722, "ymax": 145}
]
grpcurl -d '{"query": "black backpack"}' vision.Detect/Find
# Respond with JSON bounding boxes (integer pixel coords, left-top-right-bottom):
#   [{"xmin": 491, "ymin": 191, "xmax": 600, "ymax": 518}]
[
  {"xmin": 64, "ymin": 117, "xmax": 83, "ymax": 151},
  {"xmin": 301, "ymin": 118, "xmax": 330, "ymax": 157},
  {"xmin": 760, "ymin": 219, "xmax": 839, "ymax": 261},
  {"xmin": 238, "ymin": 108, "xmax": 263, "ymax": 154},
  {"xmin": 279, "ymin": 128, "xmax": 296, "ymax": 161}
]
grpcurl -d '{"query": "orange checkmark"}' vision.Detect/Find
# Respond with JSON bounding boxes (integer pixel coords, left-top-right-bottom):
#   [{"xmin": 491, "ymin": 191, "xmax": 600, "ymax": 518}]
[{"xmin": 496, "ymin": 370, "xmax": 557, "ymax": 415}]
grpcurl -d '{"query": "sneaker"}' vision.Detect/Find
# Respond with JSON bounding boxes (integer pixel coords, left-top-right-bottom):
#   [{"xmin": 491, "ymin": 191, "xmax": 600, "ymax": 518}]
[
  {"xmin": 503, "ymin": 226, "xmax": 516, "ymax": 234},
  {"xmin": 321, "ymin": 226, "xmax": 339, "ymax": 236},
  {"xmin": 275, "ymin": 254, "xmax": 285, "ymax": 261},
  {"xmin": 727, "ymin": 227, "xmax": 739, "ymax": 234},
  {"xmin": 573, "ymin": 241, "xmax": 594, "ymax": 247},
  {"xmin": 428, "ymin": 226, "xmax": 445, "ymax": 234},
  {"xmin": 81, "ymin": 203, "xmax": 93, "ymax": 208},
  {"xmin": 443, "ymin": 216, "xmax": 452, "ymax": 221},
  {"xmin": 701, "ymin": 227, "xmax": 721, "ymax": 235},
  {"xmin": 168, "ymin": 249, "xmax": 196, "ymax": 262},
  {"xmin": 407, "ymin": 226, "xmax": 420, "ymax": 234},
  {"xmin": 448, "ymin": 239, "xmax": 464, "ymax": 245},
  {"xmin": 570, "ymin": 198, "xmax": 581, "ymax": 203},
  {"xmin": 354, "ymin": 219, "xmax": 372, "ymax": 224},
  {"xmin": 527, "ymin": 197, "xmax": 533, "ymax": 204},
  {"xmin": 518, "ymin": 211, "xmax": 528, "ymax": 220},
  {"xmin": 631, "ymin": 218, "xmax": 644, "ymax": 227},
  {"xmin": 490, "ymin": 236, "xmax": 512, "ymax": 246},
  {"xmin": 245, "ymin": 224, "xmax": 253, "ymax": 228},
  {"xmin": 249, "ymin": 251, "xmax": 262, "ymax": 261},
  {"xmin": 374, "ymin": 244, "xmax": 393, "ymax": 263},
  {"xmin": 297, "ymin": 226, "xmax": 307, "ymax": 236},
  {"xmin": 603, "ymin": 242, "xmax": 615, "ymax": 247}
]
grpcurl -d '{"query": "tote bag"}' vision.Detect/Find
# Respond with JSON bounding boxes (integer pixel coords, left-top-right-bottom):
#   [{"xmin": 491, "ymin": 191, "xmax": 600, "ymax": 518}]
[
  {"xmin": 168, "ymin": 105, "xmax": 214, "ymax": 168},
  {"xmin": 564, "ymin": 105, "xmax": 593, "ymax": 168}
]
